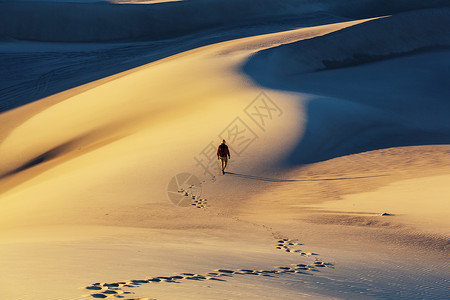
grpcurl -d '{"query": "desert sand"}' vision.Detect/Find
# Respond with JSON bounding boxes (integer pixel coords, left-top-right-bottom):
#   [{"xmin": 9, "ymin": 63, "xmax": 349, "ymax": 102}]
[{"xmin": 0, "ymin": 1, "xmax": 449, "ymax": 299}]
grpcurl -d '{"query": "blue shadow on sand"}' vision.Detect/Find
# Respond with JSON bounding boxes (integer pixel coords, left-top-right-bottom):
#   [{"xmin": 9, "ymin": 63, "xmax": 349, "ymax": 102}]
[
  {"xmin": 226, "ymin": 172, "xmax": 385, "ymax": 182},
  {"xmin": 242, "ymin": 39, "xmax": 450, "ymax": 165}
]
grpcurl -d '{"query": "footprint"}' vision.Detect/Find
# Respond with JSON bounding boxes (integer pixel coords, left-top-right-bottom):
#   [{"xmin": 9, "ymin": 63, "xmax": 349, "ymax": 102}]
[
  {"xmin": 87, "ymin": 233, "xmax": 334, "ymax": 299},
  {"xmin": 193, "ymin": 198, "xmax": 208, "ymax": 209},
  {"xmin": 131, "ymin": 279, "xmax": 149, "ymax": 284},
  {"xmin": 238, "ymin": 269, "xmax": 260, "ymax": 275},
  {"xmin": 185, "ymin": 276, "xmax": 205, "ymax": 281},
  {"xmin": 274, "ymin": 237, "xmax": 305, "ymax": 254},
  {"xmin": 217, "ymin": 269, "xmax": 234, "ymax": 274},
  {"xmin": 208, "ymin": 277, "xmax": 226, "ymax": 281}
]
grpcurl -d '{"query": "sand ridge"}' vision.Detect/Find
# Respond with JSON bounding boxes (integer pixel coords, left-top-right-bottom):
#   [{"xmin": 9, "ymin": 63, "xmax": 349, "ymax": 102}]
[{"xmin": 0, "ymin": 1, "xmax": 449, "ymax": 299}]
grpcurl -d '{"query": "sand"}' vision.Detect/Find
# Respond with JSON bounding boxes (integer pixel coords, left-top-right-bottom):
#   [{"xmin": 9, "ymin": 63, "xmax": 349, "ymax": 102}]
[{"xmin": 0, "ymin": 1, "xmax": 449, "ymax": 299}]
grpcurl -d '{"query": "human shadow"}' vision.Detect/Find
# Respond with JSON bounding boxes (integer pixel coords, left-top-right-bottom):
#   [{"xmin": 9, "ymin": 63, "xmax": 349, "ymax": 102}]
[{"xmin": 226, "ymin": 172, "xmax": 385, "ymax": 182}]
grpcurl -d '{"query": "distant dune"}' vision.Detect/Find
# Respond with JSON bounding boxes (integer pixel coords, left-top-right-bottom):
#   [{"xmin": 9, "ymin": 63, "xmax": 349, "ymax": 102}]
[
  {"xmin": 0, "ymin": 0, "xmax": 449, "ymax": 42},
  {"xmin": 0, "ymin": 1, "xmax": 449, "ymax": 299},
  {"xmin": 243, "ymin": 7, "xmax": 450, "ymax": 164},
  {"xmin": 244, "ymin": 8, "xmax": 450, "ymax": 75}
]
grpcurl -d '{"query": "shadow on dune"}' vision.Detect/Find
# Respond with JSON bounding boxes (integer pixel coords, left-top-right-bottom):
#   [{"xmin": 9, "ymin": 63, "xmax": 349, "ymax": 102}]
[
  {"xmin": 242, "ymin": 8, "xmax": 450, "ymax": 165},
  {"xmin": 226, "ymin": 172, "xmax": 385, "ymax": 182},
  {"xmin": 2, "ymin": 0, "xmax": 450, "ymax": 112},
  {"xmin": 0, "ymin": 13, "xmax": 345, "ymax": 113},
  {"xmin": 2, "ymin": 0, "xmax": 449, "ymax": 43},
  {"xmin": 280, "ymin": 96, "xmax": 450, "ymax": 165}
]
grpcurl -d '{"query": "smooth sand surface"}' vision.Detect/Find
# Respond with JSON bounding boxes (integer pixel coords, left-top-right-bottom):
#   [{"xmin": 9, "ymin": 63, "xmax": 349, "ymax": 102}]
[{"xmin": 0, "ymin": 2, "xmax": 449, "ymax": 299}]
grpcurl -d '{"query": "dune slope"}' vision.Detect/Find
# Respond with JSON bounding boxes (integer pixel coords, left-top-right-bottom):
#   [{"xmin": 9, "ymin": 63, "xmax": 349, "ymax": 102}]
[
  {"xmin": 0, "ymin": 2, "xmax": 449, "ymax": 300},
  {"xmin": 244, "ymin": 8, "xmax": 450, "ymax": 164}
]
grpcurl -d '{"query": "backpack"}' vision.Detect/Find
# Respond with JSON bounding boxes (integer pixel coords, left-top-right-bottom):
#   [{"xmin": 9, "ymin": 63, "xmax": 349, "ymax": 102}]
[{"xmin": 218, "ymin": 144, "xmax": 228, "ymax": 157}]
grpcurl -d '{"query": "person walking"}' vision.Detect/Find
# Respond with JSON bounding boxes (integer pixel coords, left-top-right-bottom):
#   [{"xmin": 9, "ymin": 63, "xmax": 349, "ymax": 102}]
[{"xmin": 217, "ymin": 140, "xmax": 230, "ymax": 175}]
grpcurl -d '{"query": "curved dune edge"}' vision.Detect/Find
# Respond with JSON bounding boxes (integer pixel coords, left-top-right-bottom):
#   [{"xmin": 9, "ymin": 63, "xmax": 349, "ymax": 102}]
[
  {"xmin": 0, "ymin": 0, "xmax": 339, "ymax": 42},
  {"xmin": 245, "ymin": 8, "xmax": 450, "ymax": 75},
  {"xmin": 0, "ymin": 18, "xmax": 368, "ymax": 201},
  {"xmin": 243, "ymin": 8, "xmax": 450, "ymax": 165}
]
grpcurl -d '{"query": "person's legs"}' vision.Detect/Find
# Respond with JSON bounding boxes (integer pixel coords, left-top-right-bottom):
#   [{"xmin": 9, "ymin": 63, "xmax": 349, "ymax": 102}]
[{"xmin": 219, "ymin": 157, "xmax": 228, "ymax": 173}]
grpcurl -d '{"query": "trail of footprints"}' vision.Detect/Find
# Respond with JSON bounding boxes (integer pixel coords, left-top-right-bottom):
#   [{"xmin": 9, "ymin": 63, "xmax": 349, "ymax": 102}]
[
  {"xmin": 177, "ymin": 186, "xmax": 208, "ymax": 209},
  {"xmin": 274, "ymin": 237, "xmax": 318, "ymax": 256},
  {"xmin": 191, "ymin": 197, "xmax": 207, "ymax": 209},
  {"xmin": 84, "ymin": 236, "xmax": 334, "ymax": 299}
]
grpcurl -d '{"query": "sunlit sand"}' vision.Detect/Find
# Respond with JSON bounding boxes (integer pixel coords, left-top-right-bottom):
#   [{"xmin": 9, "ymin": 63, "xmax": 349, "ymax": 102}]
[{"xmin": 0, "ymin": 1, "xmax": 449, "ymax": 299}]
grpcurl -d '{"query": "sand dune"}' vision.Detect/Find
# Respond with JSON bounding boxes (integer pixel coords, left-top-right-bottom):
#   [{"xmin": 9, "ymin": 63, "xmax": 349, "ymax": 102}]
[
  {"xmin": 245, "ymin": 8, "xmax": 450, "ymax": 75},
  {"xmin": 0, "ymin": 1, "xmax": 449, "ymax": 299},
  {"xmin": 244, "ymin": 8, "xmax": 450, "ymax": 164},
  {"xmin": 1, "ymin": 0, "xmax": 449, "ymax": 42},
  {"xmin": 0, "ymin": 0, "xmax": 328, "ymax": 42}
]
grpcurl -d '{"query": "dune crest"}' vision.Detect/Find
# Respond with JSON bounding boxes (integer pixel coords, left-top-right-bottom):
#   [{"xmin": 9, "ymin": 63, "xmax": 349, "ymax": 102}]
[{"xmin": 0, "ymin": 1, "xmax": 449, "ymax": 299}]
